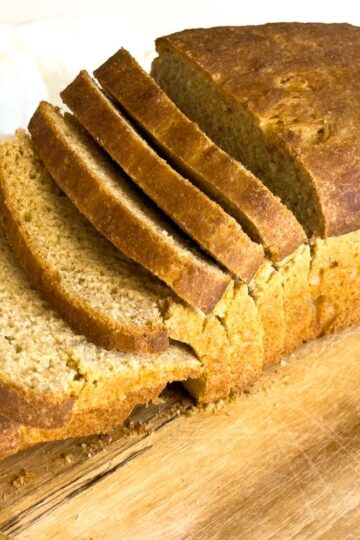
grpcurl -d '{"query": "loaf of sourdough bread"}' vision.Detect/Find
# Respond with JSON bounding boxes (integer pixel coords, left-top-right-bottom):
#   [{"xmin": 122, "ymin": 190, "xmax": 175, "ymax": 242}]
[
  {"xmin": 153, "ymin": 23, "xmax": 360, "ymax": 336},
  {"xmin": 3, "ymin": 24, "xmax": 360, "ymax": 464}
]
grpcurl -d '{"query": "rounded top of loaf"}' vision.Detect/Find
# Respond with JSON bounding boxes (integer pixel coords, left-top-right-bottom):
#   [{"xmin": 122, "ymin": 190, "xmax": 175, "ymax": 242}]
[{"xmin": 157, "ymin": 23, "xmax": 360, "ymax": 238}]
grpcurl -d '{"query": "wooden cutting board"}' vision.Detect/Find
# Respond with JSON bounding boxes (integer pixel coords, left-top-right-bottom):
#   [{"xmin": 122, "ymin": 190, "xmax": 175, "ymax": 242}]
[{"xmin": 1, "ymin": 325, "xmax": 360, "ymax": 539}]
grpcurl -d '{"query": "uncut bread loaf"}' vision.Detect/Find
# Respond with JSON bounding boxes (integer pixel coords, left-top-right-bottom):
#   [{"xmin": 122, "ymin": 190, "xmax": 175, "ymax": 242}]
[
  {"xmin": 0, "ymin": 131, "xmax": 172, "ymax": 354},
  {"xmin": 28, "ymin": 103, "xmax": 230, "ymax": 314},
  {"xmin": 153, "ymin": 23, "xmax": 360, "ymax": 336},
  {"xmin": 0, "ymin": 224, "xmax": 201, "ymax": 429},
  {"xmin": 61, "ymin": 71, "xmax": 264, "ymax": 281},
  {"xmin": 16, "ymin": 120, "xmax": 266, "ymax": 401},
  {"xmin": 95, "ymin": 48, "xmax": 306, "ymax": 262}
]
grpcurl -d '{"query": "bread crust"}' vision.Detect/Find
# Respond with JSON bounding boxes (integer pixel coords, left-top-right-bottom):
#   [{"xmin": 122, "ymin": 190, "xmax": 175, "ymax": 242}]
[
  {"xmin": 310, "ymin": 230, "xmax": 360, "ymax": 335},
  {"xmin": 0, "ymin": 385, "xmax": 164, "ymax": 461},
  {"xmin": 95, "ymin": 48, "xmax": 306, "ymax": 261},
  {"xmin": 61, "ymin": 70, "xmax": 264, "ymax": 281},
  {"xmin": 29, "ymin": 103, "xmax": 230, "ymax": 314},
  {"xmin": 156, "ymin": 23, "xmax": 360, "ymax": 238},
  {"xmin": 0, "ymin": 379, "xmax": 74, "ymax": 429},
  {"xmin": 278, "ymin": 245, "xmax": 318, "ymax": 353}
]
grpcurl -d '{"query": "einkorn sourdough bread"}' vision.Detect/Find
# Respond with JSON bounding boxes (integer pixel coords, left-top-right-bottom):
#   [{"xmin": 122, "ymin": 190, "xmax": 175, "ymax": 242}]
[
  {"xmin": 28, "ymin": 102, "xmax": 230, "ymax": 314},
  {"xmin": 0, "ymin": 224, "xmax": 201, "ymax": 430},
  {"xmin": 61, "ymin": 71, "xmax": 264, "ymax": 281},
  {"xmin": 95, "ymin": 48, "xmax": 306, "ymax": 262},
  {"xmin": 153, "ymin": 23, "xmax": 360, "ymax": 335},
  {"xmin": 94, "ymin": 47, "xmax": 314, "ymax": 360},
  {"xmin": 5, "ymin": 130, "xmax": 264, "ymax": 403}
]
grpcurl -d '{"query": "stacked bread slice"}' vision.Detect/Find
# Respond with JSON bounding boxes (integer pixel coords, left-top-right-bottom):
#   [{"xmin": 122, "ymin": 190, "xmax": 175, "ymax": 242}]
[{"xmin": 1, "ymin": 22, "xmax": 360, "ymax": 460}]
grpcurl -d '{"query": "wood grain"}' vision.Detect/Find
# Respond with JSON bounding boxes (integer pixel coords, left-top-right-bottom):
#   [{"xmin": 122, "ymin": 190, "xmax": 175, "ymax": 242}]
[{"xmin": 1, "ymin": 325, "xmax": 360, "ymax": 539}]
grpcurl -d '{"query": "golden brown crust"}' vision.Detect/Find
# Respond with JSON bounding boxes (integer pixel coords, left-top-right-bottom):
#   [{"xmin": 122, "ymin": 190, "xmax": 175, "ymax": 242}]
[
  {"xmin": 156, "ymin": 24, "xmax": 360, "ymax": 238},
  {"xmin": 28, "ymin": 102, "xmax": 230, "ymax": 314},
  {"xmin": 61, "ymin": 70, "xmax": 264, "ymax": 281},
  {"xmin": 0, "ymin": 417, "xmax": 23, "ymax": 460},
  {"xmin": 0, "ymin": 378, "xmax": 74, "ymax": 428},
  {"xmin": 95, "ymin": 48, "xmax": 306, "ymax": 261},
  {"xmin": 310, "ymin": 231, "xmax": 360, "ymax": 335},
  {"xmin": 0, "ymin": 385, "xmax": 164, "ymax": 461},
  {"xmin": 278, "ymin": 245, "xmax": 318, "ymax": 353},
  {"xmin": 251, "ymin": 261, "xmax": 285, "ymax": 367},
  {"xmin": 0, "ymin": 147, "xmax": 169, "ymax": 354}
]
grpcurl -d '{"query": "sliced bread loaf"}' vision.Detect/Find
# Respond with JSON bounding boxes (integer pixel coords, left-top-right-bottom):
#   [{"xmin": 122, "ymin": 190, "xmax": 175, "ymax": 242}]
[
  {"xmin": 28, "ymin": 102, "xmax": 230, "ymax": 314},
  {"xmin": 95, "ymin": 48, "xmax": 306, "ymax": 262},
  {"xmin": 0, "ymin": 224, "xmax": 201, "ymax": 428},
  {"xmin": 4, "ymin": 128, "xmax": 263, "ymax": 403},
  {"xmin": 61, "ymin": 70, "xmax": 264, "ymax": 281},
  {"xmin": 0, "ymin": 131, "xmax": 172, "ymax": 354},
  {"xmin": 153, "ymin": 24, "xmax": 360, "ymax": 336}
]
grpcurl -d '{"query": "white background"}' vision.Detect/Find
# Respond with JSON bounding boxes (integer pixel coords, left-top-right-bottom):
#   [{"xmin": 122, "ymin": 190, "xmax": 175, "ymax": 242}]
[{"xmin": 0, "ymin": 0, "xmax": 359, "ymax": 134}]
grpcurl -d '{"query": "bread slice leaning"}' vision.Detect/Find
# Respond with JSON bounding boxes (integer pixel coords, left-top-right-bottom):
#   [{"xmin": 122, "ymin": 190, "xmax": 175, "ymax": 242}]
[
  {"xmin": 0, "ymin": 131, "xmax": 173, "ymax": 354},
  {"xmin": 95, "ymin": 48, "xmax": 306, "ymax": 262},
  {"xmin": 28, "ymin": 102, "xmax": 230, "ymax": 314},
  {"xmin": 0, "ymin": 224, "xmax": 201, "ymax": 429},
  {"xmin": 61, "ymin": 70, "xmax": 264, "ymax": 281}
]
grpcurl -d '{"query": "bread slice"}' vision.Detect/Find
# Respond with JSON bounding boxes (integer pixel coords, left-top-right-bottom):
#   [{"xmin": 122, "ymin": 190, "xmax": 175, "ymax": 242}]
[
  {"xmin": 153, "ymin": 24, "xmax": 360, "ymax": 337},
  {"xmin": 95, "ymin": 48, "xmax": 306, "ymax": 262},
  {"xmin": 28, "ymin": 102, "xmax": 230, "ymax": 314},
  {"xmin": 0, "ymin": 224, "xmax": 201, "ymax": 428},
  {"xmin": 0, "ymin": 131, "xmax": 173, "ymax": 354},
  {"xmin": 61, "ymin": 70, "xmax": 264, "ymax": 281}
]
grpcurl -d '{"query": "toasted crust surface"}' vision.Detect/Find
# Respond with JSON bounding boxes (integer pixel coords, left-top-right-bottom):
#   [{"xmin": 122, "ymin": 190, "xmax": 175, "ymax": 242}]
[
  {"xmin": 156, "ymin": 24, "xmax": 360, "ymax": 238},
  {"xmin": 61, "ymin": 70, "xmax": 264, "ymax": 280},
  {"xmin": 29, "ymin": 102, "xmax": 230, "ymax": 313},
  {"xmin": 95, "ymin": 48, "xmax": 305, "ymax": 261}
]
